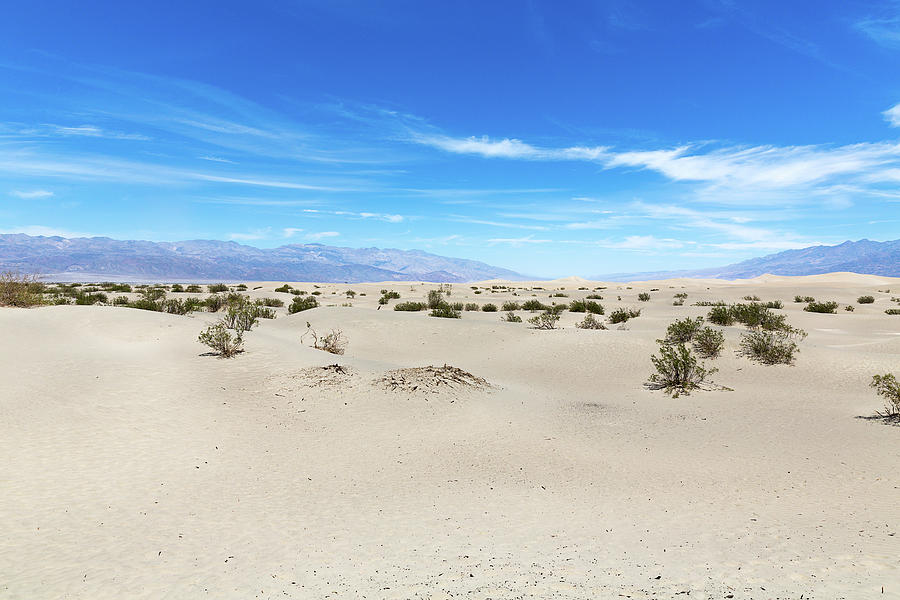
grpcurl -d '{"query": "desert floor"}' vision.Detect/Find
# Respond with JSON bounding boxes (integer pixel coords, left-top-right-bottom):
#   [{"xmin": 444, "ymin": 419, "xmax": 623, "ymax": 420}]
[{"xmin": 1, "ymin": 273, "xmax": 899, "ymax": 599}]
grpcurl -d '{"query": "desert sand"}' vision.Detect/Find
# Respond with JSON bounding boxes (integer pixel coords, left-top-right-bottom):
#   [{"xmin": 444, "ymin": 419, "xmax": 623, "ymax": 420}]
[{"xmin": 1, "ymin": 273, "xmax": 898, "ymax": 599}]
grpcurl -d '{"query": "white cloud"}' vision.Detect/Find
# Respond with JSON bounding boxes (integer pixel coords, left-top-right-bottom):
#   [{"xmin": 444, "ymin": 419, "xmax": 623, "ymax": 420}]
[
  {"xmin": 414, "ymin": 134, "xmax": 608, "ymax": 161},
  {"xmin": 198, "ymin": 155, "xmax": 236, "ymax": 163},
  {"xmin": 10, "ymin": 189, "xmax": 54, "ymax": 199},
  {"xmin": 306, "ymin": 231, "xmax": 340, "ymax": 240},
  {"xmin": 282, "ymin": 227, "xmax": 304, "ymax": 238},
  {"xmin": 0, "ymin": 225, "xmax": 93, "ymax": 238}
]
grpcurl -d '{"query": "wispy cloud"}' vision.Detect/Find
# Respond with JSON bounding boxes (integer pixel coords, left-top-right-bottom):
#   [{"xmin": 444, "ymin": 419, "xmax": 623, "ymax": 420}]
[
  {"xmin": 884, "ymin": 103, "xmax": 900, "ymax": 127},
  {"xmin": 413, "ymin": 134, "xmax": 607, "ymax": 161},
  {"xmin": 856, "ymin": 14, "xmax": 900, "ymax": 48},
  {"xmin": 306, "ymin": 231, "xmax": 340, "ymax": 240},
  {"xmin": 10, "ymin": 189, "xmax": 54, "ymax": 199}
]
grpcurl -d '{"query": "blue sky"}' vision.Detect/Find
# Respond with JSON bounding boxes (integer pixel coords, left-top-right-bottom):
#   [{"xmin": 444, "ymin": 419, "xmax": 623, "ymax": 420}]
[{"xmin": 2, "ymin": 0, "xmax": 900, "ymax": 277}]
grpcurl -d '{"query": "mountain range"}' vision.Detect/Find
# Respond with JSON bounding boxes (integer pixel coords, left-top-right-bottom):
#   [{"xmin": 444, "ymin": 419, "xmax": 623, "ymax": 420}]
[
  {"xmin": 2, "ymin": 234, "xmax": 899, "ymax": 283},
  {"xmin": 595, "ymin": 239, "xmax": 900, "ymax": 281},
  {"xmin": 0, "ymin": 234, "xmax": 525, "ymax": 283}
]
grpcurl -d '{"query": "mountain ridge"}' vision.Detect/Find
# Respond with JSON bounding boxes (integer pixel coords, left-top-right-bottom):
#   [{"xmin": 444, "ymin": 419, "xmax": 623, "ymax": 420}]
[{"xmin": 0, "ymin": 234, "xmax": 527, "ymax": 283}]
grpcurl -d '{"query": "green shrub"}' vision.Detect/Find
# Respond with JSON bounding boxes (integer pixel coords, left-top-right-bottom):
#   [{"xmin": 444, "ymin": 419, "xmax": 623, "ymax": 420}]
[
  {"xmin": 528, "ymin": 310, "xmax": 560, "ymax": 329},
  {"xmin": 664, "ymin": 317, "xmax": 705, "ymax": 344},
  {"xmin": 170, "ymin": 284, "xmax": 184, "ymax": 293},
  {"xmin": 673, "ymin": 293, "xmax": 688, "ymax": 300},
  {"xmin": 464, "ymin": 302, "xmax": 480, "ymax": 311},
  {"xmin": 0, "ymin": 271, "xmax": 45, "ymax": 307},
  {"xmin": 638, "ymin": 292, "xmax": 651, "ymax": 302},
  {"xmin": 608, "ymin": 307, "xmax": 641, "ymax": 324},
  {"xmin": 450, "ymin": 302, "xmax": 464, "ymax": 310},
  {"xmin": 764, "ymin": 300, "xmax": 783, "ymax": 309},
  {"xmin": 235, "ymin": 284, "xmax": 248, "ymax": 291},
  {"xmin": 501, "ymin": 301, "xmax": 520, "ymax": 311},
  {"xmin": 857, "ymin": 295, "xmax": 875, "ymax": 304},
  {"xmin": 274, "ymin": 284, "xmax": 292, "ymax": 293},
  {"xmin": 113, "ymin": 295, "xmax": 130, "ymax": 306},
  {"xmin": 185, "ymin": 284, "xmax": 202, "ymax": 293},
  {"xmin": 208, "ymin": 283, "xmax": 228, "ymax": 293},
  {"xmin": 163, "ymin": 298, "xmax": 197, "ymax": 315},
  {"xmin": 481, "ymin": 303, "xmax": 498, "ymax": 312},
  {"xmin": 205, "ymin": 293, "xmax": 226, "ymax": 312},
  {"xmin": 74, "ymin": 291, "xmax": 108, "ymax": 305},
  {"xmin": 502, "ymin": 311, "xmax": 522, "ymax": 323},
  {"xmin": 692, "ymin": 327, "xmax": 725, "ymax": 358},
  {"xmin": 311, "ymin": 291, "xmax": 322, "ymax": 296},
  {"xmin": 739, "ymin": 330, "xmax": 804, "ymax": 364},
  {"xmin": 302, "ymin": 322, "xmax": 347, "ymax": 355},
  {"xmin": 394, "ymin": 301, "xmax": 427, "ymax": 311},
  {"xmin": 288, "ymin": 295, "xmax": 319, "ymax": 314},
  {"xmin": 258, "ymin": 297, "xmax": 284, "ymax": 307},
  {"xmin": 586, "ymin": 294, "xmax": 604, "ymax": 300},
  {"xmin": 569, "ymin": 299, "xmax": 604, "ymax": 314},
  {"xmin": 804, "ymin": 300, "xmax": 838, "ymax": 314},
  {"xmin": 551, "ymin": 292, "xmax": 568, "ymax": 297},
  {"xmin": 743, "ymin": 295, "xmax": 761, "ymax": 301},
  {"xmin": 522, "ymin": 299, "xmax": 549, "ymax": 312},
  {"xmin": 694, "ymin": 300, "xmax": 726, "ymax": 306},
  {"xmin": 575, "ymin": 313, "xmax": 606, "ymax": 330},
  {"xmin": 198, "ymin": 322, "xmax": 243, "ymax": 357},
  {"xmin": 430, "ymin": 305, "xmax": 461, "ymax": 318},
  {"xmin": 426, "ymin": 290, "xmax": 445, "ymax": 309},
  {"xmin": 794, "ymin": 295, "xmax": 815, "ymax": 303},
  {"xmin": 647, "ymin": 343, "xmax": 716, "ymax": 396},
  {"xmin": 870, "ymin": 374, "xmax": 900, "ymax": 417},
  {"xmin": 886, "ymin": 309, "xmax": 900, "ymax": 315},
  {"xmin": 253, "ymin": 305, "xmax": 277, "ymax": 319},
  {"xmin": 184, "ymin": 297, "xmax": 206, "ymax": 312}
]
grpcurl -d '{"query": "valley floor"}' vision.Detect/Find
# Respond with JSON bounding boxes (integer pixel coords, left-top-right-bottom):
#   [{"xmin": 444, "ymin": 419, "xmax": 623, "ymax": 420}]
[{"xmin": 1, "ymin": 274, "xmax": 899, "ymax": 599}]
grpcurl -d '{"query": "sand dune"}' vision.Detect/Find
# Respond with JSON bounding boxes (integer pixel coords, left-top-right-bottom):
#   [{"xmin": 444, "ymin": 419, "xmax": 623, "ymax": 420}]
[{"xmin": 1, "ymin": 275, "xmax": 898, "ymax": 598}]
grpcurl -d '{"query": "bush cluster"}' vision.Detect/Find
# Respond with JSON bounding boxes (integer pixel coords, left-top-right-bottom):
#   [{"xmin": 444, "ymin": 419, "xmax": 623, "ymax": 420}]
[
  {"xmin": 608, "ymin": 307, "xmax": 641, "ymax": 324},
  {"xmin": 804, "ymin": 300, "xmax": 838, "ymax": 314}
]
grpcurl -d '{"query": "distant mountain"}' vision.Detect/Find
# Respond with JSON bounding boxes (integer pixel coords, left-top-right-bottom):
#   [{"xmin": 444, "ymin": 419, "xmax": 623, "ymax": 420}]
[
  {"xmin": 595, "ymin": 239, "xmax": 900, "ymax": 281},
  {"xmin": 0, "ymin": 234, "xmax": 526, "ymax": 283}
]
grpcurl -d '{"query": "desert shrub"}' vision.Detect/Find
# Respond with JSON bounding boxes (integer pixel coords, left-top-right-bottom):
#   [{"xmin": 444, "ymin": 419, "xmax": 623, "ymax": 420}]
[
  {"xmin": 0, "ymin": 271, "xmax": 45, "ymax": 307},
  {"xmin": 692, "ymin": 327, "xmax": 725, "ymax": 358},
  {"xmin": 345, "ymin": 290, "xmax": 356, "ymax": 299},
  {"xmin": 886, "ymin": 309, "xmax": 900, "ymax": 315},
  {"xmin": 794, "ymin": 295, "xmax": 815, "ymax": 303},
  {"xmin": 647, "ymin": 343, "xmax": 716, "ymax": 396},
  {"xmin": 50, "ymin": 295, "xmax": 71, "ymax": 305},
  {"xmin": 253, "ymin": 304, "xmax": 277, "ymax": 319},
  {"xmin": 430, "ymin": 305, "xmax": 461, "ymax": 318},
  {"xmin": 382, "ymin": 290, "xmax": 401, "ymax": 301},
  {"xmin": 857, "ymin": 295, "xmax": 875, "ymax": 304},
  {"xmin": 575, "ymin": 313, "xmax": 607, "ymax": 330},
  {"xmin": 235, "ymin": 284, "xmax": 248, "ymax": 291},
  {"xmin": 205, "ymin": 293, "xmax": 226, "ymax": 312},
  {"xmin": 170, "ymin": 284, "xmax": 184, "ymax": 293},
  {"xmin": 522, "ymin": 299, "xmax": 549, "ymax": 312},
  {"xmin": 569, "ymin": 299, "xmax": 604, "ymax": 314},
  {"xmin": 528, "ymin": 310, "xmax": 560, "ymax": 329},
  {"xmin": 163, "ymin": 299, "xmax": 194, "ymax": 315},
  {"xmin": 673, "ymin": 292, "xmax": 688, "ymax": 300},
  {"xmin": 208, "ymin": 283, "xmax": 228, "ymax": 293},
  {"xmin": 464, "ymin": 303, "xmax": 479, "ymax": 311},
  {"xmin": 311, "ymin": 291, "xmax": 322, "ymax": 296},
  {"xmin": 302, "ymin": 322, "xmax": 347, "ymax": 355},
  {"xmin": 501, "ymin": 301, "xmax": 520, "ymax": 311},
  {"xmin": 450, "ymin": 302, "xmax": 464, "ymax": 310},
  {"xmin": 870, "ymin": 374, "xmax": 900, "ymax": 417},
  {"xmin": 259, "ymin": 297, "xmax": 284, "ymax": 307},
  {"xmin": 739, "ymin": 330, "xmax": 804, "ymax": 364},
  {"xmin": 274, "ymin": 284, "xmax": 292, "ymax": 293},
  {"xmin": 845, "ymin": 305, "xmax": 855, "ymax": 311},
  {"xmin": 743, "ymin": 295, "xmax": 761, "ymax": 301},
  {"xmin": 664, "ymin": 317, "xmax": 705, "ymax": 344},
  {"xmin": 608, "ymin": 307, "xmax": 641, "ymax": 324},
  {"xmin": 198, "ymin": 322, "xmax": 243, "ymax": 357},
  {"xmin": 185, "ymin": 284, "xmax": 202, "ymax": 293},
  {"xmin": 502, "ymin": 311, "xmax": 522, "ymax": 323},
  {"xmin": 638, "ymin": 292, "xmax": 651, "ymax": 302},
  {"xmin": 481, "ymin": 303, "xmax": 498, "ymax": 312},
  {"xmin": 288, "ymin": 295, "xmax": 319, "ymax": 314},
  {"xmin": 184, "ymin": 297, "xmax": 206, "ymax": 312},
  {"xmin": 292, "ymin": 289, "xmax": 305, "ymax": 295},
  {"xmin": 586, "ymin": 294, "xmax": 604, "ymax": 300},
  {"xmin": 764, "ymin": 300, "xmax": 783, "ymax": 309},
  {"xmin": 74, "ymin": 291, "xmax": 108, "ymax": 305},
  {"xmin": 394, "ymin": 301, "xmax": 427, "ymax": 311},
  {"xmin": 426, "ymin": 289, "xmax": 445, "ymax": 309},
  {"xmin": 694, "ymin": 300, "xmax": 726, "ymax": 307},
  {"xmin": 551, "ymin": 292, "xmax": 568, "ymax": 298},
  {"xmin": 672, "ymin": 298, "xmax": 685, "ymax": 306},
  {"xmin": 804, "ymin": 300, "xmax": 838, "ymax": 314},
  {"xmin": 113, "ymin": 295, "xmax": 130, "ymax": 306}
]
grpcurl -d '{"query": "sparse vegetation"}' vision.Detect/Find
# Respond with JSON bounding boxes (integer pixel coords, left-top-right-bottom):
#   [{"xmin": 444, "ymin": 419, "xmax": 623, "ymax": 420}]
[
  {"xmin": 794, "ymin": 295, "xmax": 815, "ymax": 303},
  {"xmin": 208, "ymin": 283, "xmax": 228, "ymax": 293},
  {"xmin": 528, "ymin": 310, "xmax": 560, "ymax": 329},
  {"xmin": 804, "ymin": 300, "xmax": 838, "ymax": 314},
  {"xmin": 575, "ymin": 313, "xmax": 607, "ymax": 329},
  {"xmin": 857, "ymin": 295, "xmax": 875, "ymax": 304},
  {"xmin": 664, "ymin": 317, "xmax": 705, "ymax": 344},
  {"xmin": 739, "ymin": 329, "xmax": 804, "ymax": 365},
  {"xmin": 394, "ymin": 301, "xmax": 427, "ymax": 311},
  {"xmin": 743, "ymin": 294, "xmax": 761, "ymax": 301},
  {"xmin": 647, "ymin": 343, "xmax": 716, "ymax": 396},
  {"xmin": 638, "ymin": 292, "xmax": 651, "ymax": 302},
  {"xmin": 0, "ymin": 271, "xmax": 45, "ymax": 307},
  {"xmin": 481, "ymin": 303, "xmax": 498, "ymax": 312},
  {"xmin": 198, "ymin": 322, "xmax": 244, "ymax": 357},
  {"xmin": 288, "ymin": 295, "xmax": 319, "ymax": 314},
  {"xmin": 870, "ymin": 373, "xmax": 900, "ymax": 418},
  {"xmin": 522, "ymin": 299, "xmax": 550, "ymax": 312},
  {"xmin": 692, "ymin": 327, "xmax": 725, "ymax": 358},
  {"xmin": 502, "ymin": 311, "xmax": 522, "ymax": 323},
  {"xmin": 301, "ymin": 322, "xmax": 347, "ymax": 355},
  {"xmin": 501, "ymin": 301, "xmax": 520, "ymax": 311},
  {"xmin": 429, "ymin": 305, "xmax": 461, "ymax": 318},
  {"xmin": 185, "ymin": 284, "xmax": 202, "ymax": 293},
  {"xmin": 885, "ymin": 308, "xmax": 900, "ymax": 315},
  {"xmin": 608, "ymin": 307, "xmax": 641, "ymax": 324},
  {"xmin": 569, "ymin": 299, "xmax": 604, "ymax": 314}
]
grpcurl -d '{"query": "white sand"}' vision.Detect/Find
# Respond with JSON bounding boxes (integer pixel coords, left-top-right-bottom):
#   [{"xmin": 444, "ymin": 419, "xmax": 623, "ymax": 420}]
[{"xmin": 1, "ymin": 274, "xmax": 899, "ymax": 598}]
